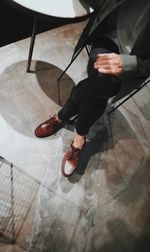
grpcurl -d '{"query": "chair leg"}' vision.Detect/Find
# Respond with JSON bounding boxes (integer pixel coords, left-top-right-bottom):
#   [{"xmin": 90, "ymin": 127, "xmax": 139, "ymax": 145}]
[
  {"xmin": 107, "ymin": 77, "xmax": 150, "ymax": 115},
  {"xmin": 57, "ymin": 48, "xmax": 84, "ymax": 105},
  {"xmin": 57, "ymin": 47, "xmax": 84, "ymax": 82},
  {"xmin": 26, "ymin": 16, "xmax": 37, "ymax": 73},
  {"xmin": 57, "ymin": 79, "xmax": 61, "ymax": 106},
  {"xmin": 85, "ymin": 44, "xmax": 91, "ymax": 56},
  {"xmin": 58, "ymin": 58, "xmax": 75, "ymax": 83},
  {"xmin": 57, "ymin": 58, "xmax": 76, "ymax": 105},
  {"xmin": 107, "ymin": 113, "xmax": 113, "ymax": 143},
  {"xmin": 57, "ymin": 45, "xmax": 91, "ymax": 105}
]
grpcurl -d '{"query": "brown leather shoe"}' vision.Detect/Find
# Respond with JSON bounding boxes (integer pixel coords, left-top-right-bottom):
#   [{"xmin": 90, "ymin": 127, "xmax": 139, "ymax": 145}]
[
  {"xmin": 34, "ymin": 115, "xmax": 65, "ymax": 138},
  {"xmin": 61, "ymin": 142, "xmax": 84, "ymax": 177}
]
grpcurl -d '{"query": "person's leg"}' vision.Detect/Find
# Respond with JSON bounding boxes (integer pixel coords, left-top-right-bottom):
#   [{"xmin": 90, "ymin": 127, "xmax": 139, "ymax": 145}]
[
  {"xmin": 57, "ymin": 85, "xmax": 81, "ymax": 121},
  {"xmin": 61, "ymin": 91, "xmax": 108, "ymax": 177},
  {"xmin": 35, "ymin": 41, "xmax": 121, "ymax": 175},
  {"xmin": 61, "ymin": 45, "xmax": 121, "ymax": 176},
  {"xmin": 35, "ymin": 42, "xmax": 120, "ymax": 139},
  {"xmin": 75, "ymin": 97, "xmax": 108, "ymax": 136},
  {"xmin": 72, "ymin": 97, "xmax": 108, "ymax": 150},
  {"xmin": 72, "ymin": 43, "xmax": 120, "ymax": 142},
  {"xmin": 61, "ymin": 72, "xmax": 116, "ymax": 176}
]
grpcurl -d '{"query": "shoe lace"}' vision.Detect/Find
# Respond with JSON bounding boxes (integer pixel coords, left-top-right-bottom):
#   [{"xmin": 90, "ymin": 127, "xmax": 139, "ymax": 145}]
[{"xmin": 70, "ymin": 145, "xmax": 81, "ymax": 160}]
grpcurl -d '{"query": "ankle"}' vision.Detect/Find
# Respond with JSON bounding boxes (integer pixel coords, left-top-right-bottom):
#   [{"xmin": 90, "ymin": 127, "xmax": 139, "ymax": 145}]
[
  {"xmin": 55, "ymin": 115, "xmax": 62, "ymax": 123},
  {"xmin": 73, "ymin": 134, "xmax": 85, "ymax": 149}
]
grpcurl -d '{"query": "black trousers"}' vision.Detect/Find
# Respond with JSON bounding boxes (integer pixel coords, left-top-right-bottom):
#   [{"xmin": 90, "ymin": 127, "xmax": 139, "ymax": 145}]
[{"xmin": 58, "ymin": 39, "xmax": 121, "ymax": 135}]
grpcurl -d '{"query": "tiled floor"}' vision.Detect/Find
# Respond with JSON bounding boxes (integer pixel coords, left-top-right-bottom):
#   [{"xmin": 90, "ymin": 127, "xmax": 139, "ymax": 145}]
[{"xmin": 0, "ymin": 21, "xmax": 150, "ymax": 252}]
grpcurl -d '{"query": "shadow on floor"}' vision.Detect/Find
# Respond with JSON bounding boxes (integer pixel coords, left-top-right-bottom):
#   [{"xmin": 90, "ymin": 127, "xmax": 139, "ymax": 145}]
[
  {"xmin": 66, "ymin": 114, "xmax": 110, "ymax": 184},
  {"xmin": 88, "ymin": 217, "xmax": 150, "ymax": 252},
  {"xmin": 0, "ymin": 60, "xmax": 74, "ymax": 137},
  {"xmin": 35, "ymin": 61, "xmax": 75, "ymax": 106}
]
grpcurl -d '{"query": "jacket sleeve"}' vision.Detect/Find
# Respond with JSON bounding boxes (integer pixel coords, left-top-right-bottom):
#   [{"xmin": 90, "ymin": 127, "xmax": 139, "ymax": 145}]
[
  {"xmin": 121, "ymin": 55, "xmax": 137, "ymax": 73},
  {"xmin": 121, "ymin": 54, "xmax": 150, "ymax": 78},
  {"xmin": 137, "ymin": 56, "xmax": 150, "ymax": 77}
]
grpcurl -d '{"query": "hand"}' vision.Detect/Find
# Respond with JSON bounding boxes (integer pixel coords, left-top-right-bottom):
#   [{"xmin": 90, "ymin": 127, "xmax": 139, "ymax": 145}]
[{"xmin": 94, "ymin": 53, "xmax": 123, "ymax": 77}]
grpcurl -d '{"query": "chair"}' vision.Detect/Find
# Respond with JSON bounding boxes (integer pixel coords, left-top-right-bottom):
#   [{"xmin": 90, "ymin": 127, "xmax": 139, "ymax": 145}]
[{"xmin": 106, "ymin": 77, "xmax": 150, "ymax": 139}]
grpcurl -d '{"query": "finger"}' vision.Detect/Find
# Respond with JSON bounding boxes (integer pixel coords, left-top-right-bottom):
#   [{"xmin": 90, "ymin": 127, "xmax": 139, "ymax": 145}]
[
  {"xmin": 94, "ymin": 64, "xmax": 112, "ymax": 70},
  {"xmin": 97, "ymin": 53, "xmax": 117, "ymax": 59},
  {"xmin": 96, "ymin": 54, "xmax": 121, "ymax": 64},
  {"xmin": 95, "ymin": 58, "xmax": 120, "ymax": 66},
  {"xmin": 94, "ymin": 61, "xmax": 121, "ymax": 70},
  {"xmin": 98, "ymin": 65, "xmax": 122, "ymax": 76}
]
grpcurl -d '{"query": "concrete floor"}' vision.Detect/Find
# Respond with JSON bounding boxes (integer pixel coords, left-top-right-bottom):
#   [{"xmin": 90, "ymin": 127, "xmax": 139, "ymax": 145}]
[{"xmin": 0, "ymin": 21, "xmax": 150, "ymax": 252}]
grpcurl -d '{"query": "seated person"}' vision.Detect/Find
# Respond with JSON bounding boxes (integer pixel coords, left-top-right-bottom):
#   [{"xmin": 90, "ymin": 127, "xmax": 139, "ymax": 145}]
[{"xmin": 35, "ymin": 0, "xmax": 150, "ymax": 177}]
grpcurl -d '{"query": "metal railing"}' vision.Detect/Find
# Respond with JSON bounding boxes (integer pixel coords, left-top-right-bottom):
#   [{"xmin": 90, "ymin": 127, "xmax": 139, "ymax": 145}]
[{"xmin": 0, "ymin": 156, "xmax": 40, "ymax": 244}]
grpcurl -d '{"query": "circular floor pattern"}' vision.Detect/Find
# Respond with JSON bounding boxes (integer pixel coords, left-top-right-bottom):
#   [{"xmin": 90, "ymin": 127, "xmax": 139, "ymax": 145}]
[{"xmin": 0, "ymin": 60, "xmax": 75, "ymax": 137}]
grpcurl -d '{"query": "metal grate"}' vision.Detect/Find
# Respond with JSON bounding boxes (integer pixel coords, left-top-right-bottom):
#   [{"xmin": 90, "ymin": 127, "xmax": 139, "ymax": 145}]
[{"xmin": 0, "ymin": 156, "xmax": 40, "ymax": 244}]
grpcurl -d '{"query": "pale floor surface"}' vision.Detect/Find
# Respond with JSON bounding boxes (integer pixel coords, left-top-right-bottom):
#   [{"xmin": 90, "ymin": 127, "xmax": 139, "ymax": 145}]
[{"xmin": 0, "ymin": 22, "xmax": 150, "ymax": 252}]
